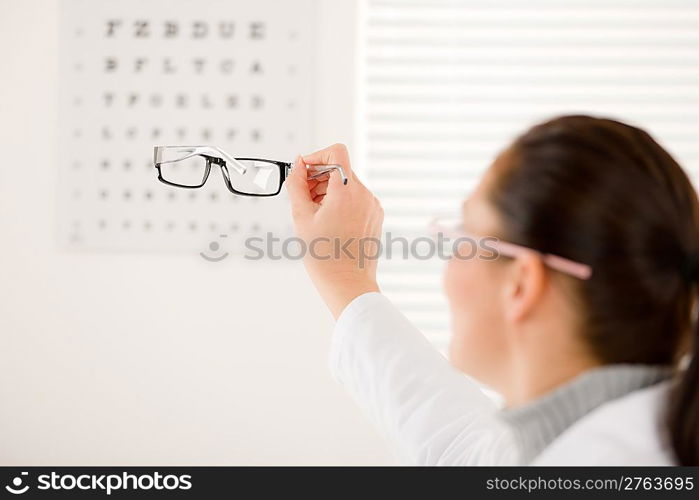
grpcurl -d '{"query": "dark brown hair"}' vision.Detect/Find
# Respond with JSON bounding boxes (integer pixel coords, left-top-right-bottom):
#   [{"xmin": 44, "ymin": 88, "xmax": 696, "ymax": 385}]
[{"xmin": 488, "ymin": 115, "xmax": 699, "ymax": 465}]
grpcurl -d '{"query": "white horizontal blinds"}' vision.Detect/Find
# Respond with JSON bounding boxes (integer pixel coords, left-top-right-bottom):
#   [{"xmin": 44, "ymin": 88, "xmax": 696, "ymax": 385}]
[{"xmin": 360, "ymin": 0, "xmax": 699, "ymax": 350}]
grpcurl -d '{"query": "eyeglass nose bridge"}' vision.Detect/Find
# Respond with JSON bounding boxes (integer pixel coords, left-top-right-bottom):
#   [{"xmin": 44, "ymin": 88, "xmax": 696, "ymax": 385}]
[{"xmin": 210, "ymin": 157, "xmax": 236, "ymax": 193}]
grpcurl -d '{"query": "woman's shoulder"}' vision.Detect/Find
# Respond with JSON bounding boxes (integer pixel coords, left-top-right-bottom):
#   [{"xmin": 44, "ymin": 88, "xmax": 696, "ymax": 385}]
[{"xmin": 532, "ymin": 381, "xmax": 676, "ymax": 465}]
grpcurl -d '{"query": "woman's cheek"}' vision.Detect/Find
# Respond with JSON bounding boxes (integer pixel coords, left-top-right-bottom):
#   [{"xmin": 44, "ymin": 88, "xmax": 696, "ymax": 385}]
[
  {"xmin": 444, "ymin": 258, "xmax": 477, "ymax": 369},
  {"xmin": 444, "ymin": 257, "xmax": 461, "ymax": 306},
  {"xmin": 444, "ymin": 257, "xmax": 503, "ymax": 378}
]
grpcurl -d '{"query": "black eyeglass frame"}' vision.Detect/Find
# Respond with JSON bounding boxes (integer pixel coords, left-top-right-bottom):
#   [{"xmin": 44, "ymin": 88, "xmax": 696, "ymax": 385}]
[
  {"xmin": 155, "ymin": 155, "xmax": 288, "ymax": 197},
  {"xmin": 153, "ymin": 145, "xmax": 347, "ymax": 197}
]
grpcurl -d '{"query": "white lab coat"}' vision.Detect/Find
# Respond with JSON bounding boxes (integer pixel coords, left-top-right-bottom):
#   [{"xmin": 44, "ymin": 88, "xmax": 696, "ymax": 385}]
[{"xmin": 330, "ymin": 292, "xmax": 676, "ymax": 465}]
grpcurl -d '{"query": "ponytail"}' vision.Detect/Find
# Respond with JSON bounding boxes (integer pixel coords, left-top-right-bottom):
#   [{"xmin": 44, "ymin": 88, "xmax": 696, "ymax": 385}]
[{"xmin": 668, "ymin": 257, "xmax": 699, "ymax": 466}]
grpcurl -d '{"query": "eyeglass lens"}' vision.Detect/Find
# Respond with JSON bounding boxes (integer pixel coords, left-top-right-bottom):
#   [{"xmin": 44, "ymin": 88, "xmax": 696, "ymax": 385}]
[
  {"xmin": 232, "ymin": 159, "xmax": 281, "ymax": 195},
  {"xmin": 157, "ymin": 151, "xmax": 209, "ymax": 187}
]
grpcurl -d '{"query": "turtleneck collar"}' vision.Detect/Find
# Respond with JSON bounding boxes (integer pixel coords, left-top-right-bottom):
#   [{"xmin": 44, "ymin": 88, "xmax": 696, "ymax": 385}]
[{"xmin": 499, "ymin": 364, "xmax": 673, "ymax": 464}]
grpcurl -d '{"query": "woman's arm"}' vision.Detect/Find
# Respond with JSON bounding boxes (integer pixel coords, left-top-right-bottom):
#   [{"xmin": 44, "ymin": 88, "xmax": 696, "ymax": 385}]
[
  {"xmin": 286, "ymin": 144, "xmax": 516, "ymax": 464},
  {"xmin": 331, "ymin": 291, "xmax": 515, "ymax": 465}
]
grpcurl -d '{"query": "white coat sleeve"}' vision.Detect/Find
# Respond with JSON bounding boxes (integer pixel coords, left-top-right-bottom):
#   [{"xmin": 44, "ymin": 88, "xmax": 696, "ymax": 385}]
[{"xmin": 329, "ymin": 292, "xmax": 518, "ymax": 465}]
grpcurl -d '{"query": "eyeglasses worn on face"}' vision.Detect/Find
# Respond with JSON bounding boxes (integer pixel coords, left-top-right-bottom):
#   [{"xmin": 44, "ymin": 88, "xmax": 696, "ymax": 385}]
[
  {"xmin": 429, "ymin": 214, "xmax": 593, "ymax": 280},
  {"xmin": 153, "ymin": 145, "xmax": 348, "ymax": 197}
]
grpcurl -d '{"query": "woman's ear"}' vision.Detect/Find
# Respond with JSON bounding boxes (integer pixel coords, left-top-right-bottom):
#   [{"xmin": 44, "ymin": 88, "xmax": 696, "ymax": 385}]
[{"xmin": 503, "ymin": 251, "xmax": 547, "ymax": 324}]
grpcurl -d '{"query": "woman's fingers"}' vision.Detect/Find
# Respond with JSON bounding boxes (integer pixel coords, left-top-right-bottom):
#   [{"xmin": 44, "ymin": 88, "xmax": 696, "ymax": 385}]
[
  {"xmin": 310, "ymin": 181, "xmax": 328, "ymax": 198},
  {"xmin": 296, "ymin": 142, "xmax": 366, "ymax": 210},
  {"xmin": 301, "ymin": 144, "xmax": 353, "ymax": 209},
  {"xmin": 286, "ymin": 155, "xmax": 316, "ymax": 219},
  {"xmin": 302, "ymin": 143, "xmax": 352, "ymax": 175},
  {"xmin": 323, "ymin": 168, "xmax": 351, "ymax": 208},
  {"xmin": 286, "ymin": 150, "xmax": 338, "ymax": 219}
]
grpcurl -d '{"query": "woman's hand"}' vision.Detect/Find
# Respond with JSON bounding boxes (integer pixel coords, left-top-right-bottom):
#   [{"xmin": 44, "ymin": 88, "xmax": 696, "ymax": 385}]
[{"xmin": 286, "ymin": 143, "xmax": 383, "ymax": 318}]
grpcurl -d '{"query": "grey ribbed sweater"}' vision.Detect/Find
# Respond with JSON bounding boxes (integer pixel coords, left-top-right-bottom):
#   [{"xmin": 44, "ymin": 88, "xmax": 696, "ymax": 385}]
[{"xmin": 499, "ymin": 364, "xmax": 673, "ymax": 464}]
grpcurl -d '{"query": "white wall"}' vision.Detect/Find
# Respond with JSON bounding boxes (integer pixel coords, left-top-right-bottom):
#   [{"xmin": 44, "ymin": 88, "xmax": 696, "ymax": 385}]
[{"xmin": 0, "ymin": 0, "xmax": 395, "ymax": 465}]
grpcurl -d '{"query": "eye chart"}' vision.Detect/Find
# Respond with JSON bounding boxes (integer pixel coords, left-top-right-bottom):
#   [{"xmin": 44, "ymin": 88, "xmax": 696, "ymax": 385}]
[{"xmin": 57, "ymin": 0, "xmax": 315, "ymax": 252}]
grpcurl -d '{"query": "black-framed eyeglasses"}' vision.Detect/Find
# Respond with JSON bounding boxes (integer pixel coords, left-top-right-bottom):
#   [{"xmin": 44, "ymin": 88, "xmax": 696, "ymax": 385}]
[{"xmin": 153, "ymin": 145, "xmax": 347, "ymax": 197}]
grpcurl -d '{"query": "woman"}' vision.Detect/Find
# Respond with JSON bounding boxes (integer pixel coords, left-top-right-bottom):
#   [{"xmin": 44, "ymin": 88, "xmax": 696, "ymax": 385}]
[{"xmin": 285, "ymin": 115, "xmax": 699, "ymax": 465}]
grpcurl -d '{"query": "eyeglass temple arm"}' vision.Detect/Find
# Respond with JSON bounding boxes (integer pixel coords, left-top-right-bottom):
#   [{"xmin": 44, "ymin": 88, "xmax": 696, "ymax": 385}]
[
  {"xmin": 204, "ymin": 147, "xmax": 247, "ymax": 175},
  {"xmin": 285, "ymin": 163, "xmax": 348, "ymax": 185},
  {"xmin": 153, "ymin": 146, "xmax": 248, "ymax": 175}
]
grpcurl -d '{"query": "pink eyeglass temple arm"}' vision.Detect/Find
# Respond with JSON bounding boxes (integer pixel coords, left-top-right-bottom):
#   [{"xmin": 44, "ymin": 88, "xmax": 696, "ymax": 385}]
[
  {"xmin": 493, "ymin": 239, "xmax": 593, "ymax": 280},
  {"xmin": 429, "ymin": 221, "xmax": 593, "ymax": 281}
]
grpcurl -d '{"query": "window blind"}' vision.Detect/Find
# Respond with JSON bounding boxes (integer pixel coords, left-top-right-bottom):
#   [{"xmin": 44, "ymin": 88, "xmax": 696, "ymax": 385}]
[{"xmin": 358, "ymin": 0, "xmax": 699, "ymax": 351}]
